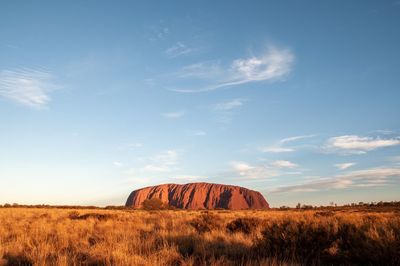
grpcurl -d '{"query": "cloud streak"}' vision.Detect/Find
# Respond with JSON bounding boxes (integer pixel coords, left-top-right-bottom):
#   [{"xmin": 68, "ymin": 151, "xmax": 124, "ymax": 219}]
[
  {"xmin": 271, "ymin": 160, "xmax": 298, "ymax": 169},
  {"xmin": 165, "ymin": 42, "xmax": 195, "ymax": 58},
  {"xmin": 325, "ymin": 135, "xmax": 400, "ymax": 154},
  {"xmin": 0, "ymin": 68, "xmax": 56, "ymax": 108},
  {"xmin": 214, "ymin": 98, "xmax": 245, "ymax": 111},
  {"xmin": 125, "ymin": 149, "xmax": 180, "ymax": 176},
  {"xmin": 270, "ymin": 167, "xmax": 400, "ymax": 193},
  {"xmin": 335, "ymin": 162, "xmax": 356, "ymax": 170},
  {"xmin": 262, "ymin": 147, "xmax": 295, "ymax": 153},
  {"xmin": 262, "ymin": 134, "xmax": 315, "ymax": 153},
  {"xmin": 280, "ymin": 135, "xmax": 316, "ymax": 144},
  {"xmin": 170, "ymin": 45, "xmax": 294, "ymax": 93},
  {"xmin": 231, "ymin": 161, "xmax": 278, "ymax": 179}
]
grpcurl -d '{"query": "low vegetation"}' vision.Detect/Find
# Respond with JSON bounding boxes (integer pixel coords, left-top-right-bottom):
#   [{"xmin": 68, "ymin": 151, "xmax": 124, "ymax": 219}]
[{"xmin": 0, "ymin": 205, "xmax": 399, "ymax": 265}]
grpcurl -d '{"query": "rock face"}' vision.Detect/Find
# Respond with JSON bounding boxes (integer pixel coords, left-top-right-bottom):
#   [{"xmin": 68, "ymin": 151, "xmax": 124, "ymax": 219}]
[{"xmin": 125, "ymin": 182, "xmax": 269, "ymax": 210}]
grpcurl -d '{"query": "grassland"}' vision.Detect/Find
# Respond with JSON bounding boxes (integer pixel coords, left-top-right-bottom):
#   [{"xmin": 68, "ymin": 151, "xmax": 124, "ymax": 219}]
[{"xmin": 0, "ymin": 206, "xmax": 399, "ymax": 265}]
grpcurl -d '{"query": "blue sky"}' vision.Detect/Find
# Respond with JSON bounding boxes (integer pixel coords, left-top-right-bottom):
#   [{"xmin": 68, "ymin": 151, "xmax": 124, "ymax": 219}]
[{"xmin": 1, "ymin": 1, "xmax": 399, "ymax": 207}]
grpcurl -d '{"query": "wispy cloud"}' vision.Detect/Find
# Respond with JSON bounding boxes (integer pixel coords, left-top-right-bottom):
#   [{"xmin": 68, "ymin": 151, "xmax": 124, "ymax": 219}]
[
  {"xmin": 143, "ymin": 149, "xmax": 179, "ymax": 172},
  {"xmin": 125, "ymin": 149, "xmax": 180, "ymax": 175},
  {"xmin": 165, "ymin": 42, "xmax": 195, "ymax": 58},
  {"xmin": 0, "ymin": 68, "xmax": 56, "ymax": 108},
  {"xmin": 325, "ymin": 135, "xmax": 400, "ymax": 154},
  {"xmin": 231, "ymin": 161, "xmax": 278, "ymax": 179},
  {"xmin": 280, "ymin": 135, "xmax": 316, "ymax": 144},
  {"xmin": 213, "ymin": 99, "xmax": 247, "ymax": 125},
  {"xmin": 335, "ymin": 162, "xmax": 356, "ymax": 170},
  {"xmin": 271, "ymin": 160, "xmax": 298, "ymax": 169},
  {"xmin": 175, "ymin": 61, "xmax": 223, "ymax": 79},
  {"xmin": 262, "ymin": 135, "xmax": 315, "ymax": 153},
  {"xmin": 162, "ymin": 110, "xmax": 185, "ymax": 119},
  {"xmin": 147, "ymin": 24, "xmax": 170, "ymax": 41},
  {"xmin": 215, "ymin": 98, "xmax": 245, "ymax": 111},
  {"xmin": 170, "ymin": 45, "xmax": 294, "ymax": 93},
  {"xmin": 262, "ymin": 147, "xmax": 295, "ymax": 153},
  {"xmin": 270, "ymin": 167, "xmax": 400, "ymax": 193}
]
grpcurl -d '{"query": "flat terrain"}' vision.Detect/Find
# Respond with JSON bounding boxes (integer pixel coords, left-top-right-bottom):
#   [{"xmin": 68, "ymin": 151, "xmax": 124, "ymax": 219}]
[{"xmin": 0, "ymin": 206, "xmax": 399, "ymax": 265}]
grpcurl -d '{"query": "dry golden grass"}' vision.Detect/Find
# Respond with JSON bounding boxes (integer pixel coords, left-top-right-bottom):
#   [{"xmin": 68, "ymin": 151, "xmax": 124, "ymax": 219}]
[{"xmin": 0, "ymin": 207, "xmax": 399, "ymax": 265}]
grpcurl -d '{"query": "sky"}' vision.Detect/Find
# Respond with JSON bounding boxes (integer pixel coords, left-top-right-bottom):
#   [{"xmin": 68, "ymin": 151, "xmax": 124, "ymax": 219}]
[{"xmin": 0, "ymin": 1, "xmax": 400, "ymax": 207}]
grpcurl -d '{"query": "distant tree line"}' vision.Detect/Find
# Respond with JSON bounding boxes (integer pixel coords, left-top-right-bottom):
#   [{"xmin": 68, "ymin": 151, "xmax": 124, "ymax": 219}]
[
  {"xmin": 1, "ymin": 200, "xmax": 400, "ymax": 210},
  {"xmin": 276, "ymin": 201, "xmax": 400, "ymax": 210}
]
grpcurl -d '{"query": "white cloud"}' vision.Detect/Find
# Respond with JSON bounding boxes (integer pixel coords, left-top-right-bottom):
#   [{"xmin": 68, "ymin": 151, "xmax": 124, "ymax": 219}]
[
  {"xmin": 162, "ymin": 111, "xmax": 185, "ymax": 118},
  {"xmin": 231, "ymin": 161, "xmax": 278, "ymax": 179},
  {"xmin": 170, "ymin": 45, "xmax": 294, "ymax": 92},
  {"xmin": 230, "ymin": 46, "xmax": 293, "ymax": 82},
  {"xmin": 0, "ymin": 68, "xmax": 56, "ymax": 108},
  {"xmin": 326, "ymin": 135, "xmax": 400, "ymax": 154},
  {"xmin": 271, "ymin": 160, "xmax": 298, "ymax": 169},
  {"xmin": 142, "ymin": 149, "xmax": 179, "ymax": 173},
  {"xmin": 215, "ymin": 98, "xmax": 245, "ymax": 111},
  {"xmin": 124, "ymin": 149, "xmax": 181, "ymax": 179},
  {"xmin": 262, "ymin": 147, "xmax": 295, "ymax": 153},
  {"xmin": 175, "ymin": 61, "xmax": 222, "ymax": 79},
  {"xmin": 280, "ymin": 135, "xmax": 316, "ymax": 144},
  {"xmin": 213, "ymin": 99, "xmax": 247, "ymax": 125},
  {"xmin": 270, "ymin": 167, "xmax": 400, "ymax": 193},
  {"xmin": 335, "ymin": 162, "xmax": 355, "ymax": 170},
  {"xmin": 165, "ymin": 42, "xmax": 194, "ymax": 58},
  {"xmin": 261, "ymin": 135, "xmax": 315, "ymax": 153}
]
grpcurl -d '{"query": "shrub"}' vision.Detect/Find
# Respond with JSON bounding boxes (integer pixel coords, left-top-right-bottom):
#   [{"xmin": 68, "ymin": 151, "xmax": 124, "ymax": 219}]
[
  {"xmin": 314, "ymin": 211, "xmax": 335, "ymax": 217},
  {"xmin": 68, "ymin": 212, "xmax": 112, "ymax": 221},
  {"xmin": 189, "ymin": 213, "xmax": 222, "ymax": 234},
  {"xmin": 2, "ymin": 252, "xmax": 33, "ymax": 266},
  {"xmin": 142, "ymin": 198, "xmax": 167, "ymax": 210},
  {"xmin": 257, "ymin": 220, "xmax": 336, "ymax": 264},
  {"xmin": 257, "ymin": 218, "xmax": 400, "ymax": 265},
  {"xmin": 226, "ymin": 217, "xmax": 260, "ymax": 234}
]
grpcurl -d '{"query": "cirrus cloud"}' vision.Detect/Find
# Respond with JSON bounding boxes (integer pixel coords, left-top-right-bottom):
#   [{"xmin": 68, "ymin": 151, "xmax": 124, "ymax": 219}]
[
  {"xmin": 0, "ymin": 68, "xmax": 57, "ymax": 108},
  {"xmin": 271, "ymin": 160, "xmax": 298, "ymax": 169},
  {"xmin": 325, "ymin": 135, "xmax": 400, "ymax": 154},
  {"xmin": 335, "ymin": 162, "xmax": 356, "ymax": 170},
  {"xmin": 165, "ymin": 42, "xmax": 195, "ymax": 58},
  {"xmin": 270, "ymin": 167, "xmax": 400, "ymax": 193},
  {"xmin": 231, "ymin": 161, "xmax": 278, "ymax": 179},
  {"xmin": 170, "ymin": 45, "xmax": 294, "ymax": 93}
]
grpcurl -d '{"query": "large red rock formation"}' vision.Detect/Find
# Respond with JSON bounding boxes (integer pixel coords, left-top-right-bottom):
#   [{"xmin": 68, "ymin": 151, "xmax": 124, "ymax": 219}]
[{"xmin": 125, "ymin": 182, "xmax": 269, "ymax": 210}]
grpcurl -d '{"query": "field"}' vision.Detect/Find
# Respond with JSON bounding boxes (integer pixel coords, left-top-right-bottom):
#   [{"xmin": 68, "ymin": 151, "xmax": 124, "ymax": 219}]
[{"xmin": 0, "ymin": 206, "xmax": 399, "ymax": 266}]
